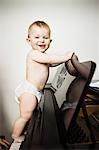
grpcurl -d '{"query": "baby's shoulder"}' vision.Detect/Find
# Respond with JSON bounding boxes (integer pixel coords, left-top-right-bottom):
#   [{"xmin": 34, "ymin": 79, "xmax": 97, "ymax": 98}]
[
  {"xmin": 30, "ymin": 50, "xmax": 41, "ymax": 55},
  {"xmin": 26, "ymin": 50, "xmax": 43, "ymax": 61},
  {"xmin": 27, "ymin": 50, "xmax": 36, "ymax": 57}
]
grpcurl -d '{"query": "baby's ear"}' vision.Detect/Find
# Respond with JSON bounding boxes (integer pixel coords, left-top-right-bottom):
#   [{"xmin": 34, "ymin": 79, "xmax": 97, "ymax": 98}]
[
  {"xmin": 50, "ymin": 39, "xmax": 52, "ymax": 43},
  {"xmin": 26, "ymin": 37, "xmax": 31, "ymax": 44}
]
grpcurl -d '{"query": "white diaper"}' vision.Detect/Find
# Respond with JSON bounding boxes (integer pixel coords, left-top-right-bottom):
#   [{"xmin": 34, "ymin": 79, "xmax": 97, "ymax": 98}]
[{"xmin": 15, "ymin": 80, "xmax": 42, "ymax": 104}]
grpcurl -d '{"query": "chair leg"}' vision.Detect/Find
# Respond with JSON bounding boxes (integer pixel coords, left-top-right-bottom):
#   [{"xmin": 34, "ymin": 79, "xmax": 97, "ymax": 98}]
[{"xmin": 81, "ymin": 101, "xmax": 96, "ymax": 143}]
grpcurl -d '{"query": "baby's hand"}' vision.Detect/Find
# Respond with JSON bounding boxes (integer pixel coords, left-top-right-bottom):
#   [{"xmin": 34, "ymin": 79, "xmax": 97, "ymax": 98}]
[
  {"xmin": 72, "ymin": 53, "xmax": 79, "ymax": 61},
  {"xmin": 66, "ymin": 51, "xmax": 74, "ymax": 60}
]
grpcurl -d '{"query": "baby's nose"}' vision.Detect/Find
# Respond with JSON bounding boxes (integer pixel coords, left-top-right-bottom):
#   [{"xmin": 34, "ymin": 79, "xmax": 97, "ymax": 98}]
[{"xmin": 39, "ymin": 37, "xmax": 44, "ymax": 42}]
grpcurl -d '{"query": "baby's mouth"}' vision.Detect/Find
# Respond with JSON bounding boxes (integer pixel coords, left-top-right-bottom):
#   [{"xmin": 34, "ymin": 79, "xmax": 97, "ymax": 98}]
[{"xmin": 38, "ymin": 44, "xmax": 46, "ymax": 49}]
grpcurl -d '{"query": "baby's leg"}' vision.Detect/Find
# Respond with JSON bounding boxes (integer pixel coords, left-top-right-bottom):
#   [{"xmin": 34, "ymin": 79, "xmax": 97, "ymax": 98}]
[{"xmin": 12, "ymin": 93, "xmax": 37, "ymax": 142}]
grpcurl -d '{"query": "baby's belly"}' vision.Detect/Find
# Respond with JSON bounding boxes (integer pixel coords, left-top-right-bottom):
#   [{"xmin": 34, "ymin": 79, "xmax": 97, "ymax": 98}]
[
  {"xmin": 27, "ymin": 77, "xmax": 48, "ymax": 91},
  {"xmin": 27, "ymin": 69, "xmax": 49, "ymax": 90}
]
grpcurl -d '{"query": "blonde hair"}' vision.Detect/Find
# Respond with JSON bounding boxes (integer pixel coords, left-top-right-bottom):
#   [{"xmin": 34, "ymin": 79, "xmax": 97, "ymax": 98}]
[{"xmin": 28, "ymin": 21, "xmax": 51, "ymax": 37}]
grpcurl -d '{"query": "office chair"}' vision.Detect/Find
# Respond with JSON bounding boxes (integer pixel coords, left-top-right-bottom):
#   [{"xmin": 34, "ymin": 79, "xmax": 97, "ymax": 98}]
[{"xmin": 61, "ymin": 53, "xmax": 96, "ymax": 145}]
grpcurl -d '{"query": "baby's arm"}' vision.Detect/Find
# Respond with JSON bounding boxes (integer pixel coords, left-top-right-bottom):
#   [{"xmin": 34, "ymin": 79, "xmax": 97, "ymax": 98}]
[
  {"xmin": 49, "ymin": 63, "xmax": 62, "ymax": 67},
  {"xmin": 31, "ymin": 50, "xmax": 74, "ymax": 65}
]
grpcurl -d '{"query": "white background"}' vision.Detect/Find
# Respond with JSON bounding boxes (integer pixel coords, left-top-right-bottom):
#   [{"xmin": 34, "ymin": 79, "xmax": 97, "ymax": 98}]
[{"xmin": 0, "ymin": 0, "xmax": 99, "ymax": 141}]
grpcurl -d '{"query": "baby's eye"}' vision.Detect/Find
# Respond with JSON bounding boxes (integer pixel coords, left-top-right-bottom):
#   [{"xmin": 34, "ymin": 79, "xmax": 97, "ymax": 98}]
[
  {"xmin": 43, "ymin": 37, "xmax": 49, "ymax": 39},
  {"xmin": 35, "ymin": 36, "xmax": 39, "ymax": 39}
]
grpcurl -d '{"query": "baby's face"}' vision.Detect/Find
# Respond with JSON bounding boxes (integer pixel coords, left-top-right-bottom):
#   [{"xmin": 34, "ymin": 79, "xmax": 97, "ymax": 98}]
[{"xmin": 28, "ymin": 25, "xmax": 52, "ymax": 52}]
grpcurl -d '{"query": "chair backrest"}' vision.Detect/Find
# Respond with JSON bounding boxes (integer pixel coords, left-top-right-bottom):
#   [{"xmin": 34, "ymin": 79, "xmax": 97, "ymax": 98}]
[{"xmin": 61, "ymin": 54, "xmax": 96, "ymax": 138}]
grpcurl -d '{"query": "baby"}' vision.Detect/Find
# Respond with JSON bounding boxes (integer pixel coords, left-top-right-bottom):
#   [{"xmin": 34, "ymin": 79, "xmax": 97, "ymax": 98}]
[{"xmin": 12, "ymin": 20, "xmax": 74, "ymax": 142}]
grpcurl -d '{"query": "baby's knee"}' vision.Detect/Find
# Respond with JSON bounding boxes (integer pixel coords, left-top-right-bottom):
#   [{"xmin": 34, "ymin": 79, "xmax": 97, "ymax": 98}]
[{"xmin": 21, "ymin": 111, "xmax": 33, "ymax": 121}]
